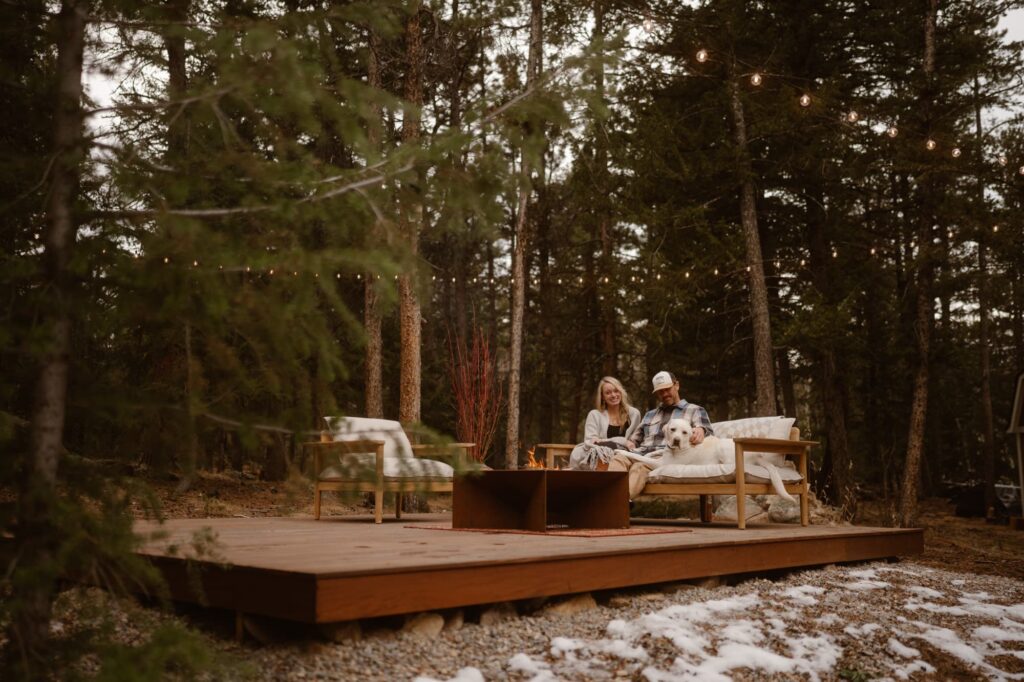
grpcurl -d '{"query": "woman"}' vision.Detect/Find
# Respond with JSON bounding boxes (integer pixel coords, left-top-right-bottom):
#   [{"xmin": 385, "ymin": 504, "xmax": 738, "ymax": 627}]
[{"xmin": 570, "ymin": 377, "xmax": 641, "ymax": 470}]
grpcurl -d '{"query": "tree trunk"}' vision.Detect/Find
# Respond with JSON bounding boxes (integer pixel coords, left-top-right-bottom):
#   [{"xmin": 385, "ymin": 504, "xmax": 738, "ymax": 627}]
[
  {"xmin": 364, "ymin": 26, "xmax": 384, "ymax": 418},
  {"xmin": 973, "ymin": 78, "xmax": 996, "ymax": 516},
  {"xmin": 399, "ymin": 2, "xmax": 423, "ymax": 425},
  {"xmin": 504, "ymin": 0, "xmax": 542, "ymax": 468},
  {"xmin": 594, "ymin": 0, "xmax": 616, "ymax": 376},
  {"xmin": 11, "ymin": 0, "xmax": 86, "ymax": 669},
  {"xmin": 898, "ymin": 0, "xmax": 938, "ymax": 528},
  {"xmin": 804, "ymin": 183, "xmax": 855, "ymax": 518},
  {"xmin": 726, "ymin": 76, "xmax": 775, "ymax": 416}
]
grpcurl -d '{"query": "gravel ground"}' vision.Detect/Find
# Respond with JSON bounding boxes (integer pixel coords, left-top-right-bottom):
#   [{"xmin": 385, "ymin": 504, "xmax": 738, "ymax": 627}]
[
  {"xmin": 53, "ymin": 559, "xmax": 1019, "ymax": 681},
  {"xmin": 229, "ymin": 561, "xmax": 1024, "ymax": 681}
]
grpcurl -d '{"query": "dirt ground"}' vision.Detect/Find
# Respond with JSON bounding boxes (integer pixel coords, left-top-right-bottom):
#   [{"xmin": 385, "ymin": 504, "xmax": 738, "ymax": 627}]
[{"xmin": 135, "ymin": 470, "xmax": 1024, "ymax": 581}]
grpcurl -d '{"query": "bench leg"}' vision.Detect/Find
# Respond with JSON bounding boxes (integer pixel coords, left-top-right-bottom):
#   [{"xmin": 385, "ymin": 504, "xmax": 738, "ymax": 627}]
[
  {"xmin": 395, "ymin": 492, "xmax": 403, "ymax": 519},
  {"xmin": 737, "ymin": 493, "xmax": 746, "ymax": 530},
  {"xmin": 374, "ymin": 489, "xmax": 383, "ymax": 524},
  {"xmin": 800, "ymin": 489, "xmax": 809, "ymax": 526},
  {"xmin": 314, "ymin": 487, "xmax": 321, "ymax": 520}
]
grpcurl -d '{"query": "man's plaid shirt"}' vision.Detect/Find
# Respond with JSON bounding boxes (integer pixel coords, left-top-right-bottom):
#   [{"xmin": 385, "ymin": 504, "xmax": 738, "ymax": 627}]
[{"xmin": 630, "ymin": 400, "xmax": 714, "ymax": 453}]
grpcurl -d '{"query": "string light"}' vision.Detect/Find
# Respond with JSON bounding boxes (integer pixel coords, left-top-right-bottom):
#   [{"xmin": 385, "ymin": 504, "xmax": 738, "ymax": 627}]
[
  {"xmin": 1019, "ymin": 165, "xmax": 1024, "ymax": 176},
  {"xmin": 695, "ymin": 49, "xmax": 708, "ymax": 63},
  {"xmin": 218, "ymin": 265, "xmax": 224, "ymax": 271},
  {"xmin": 886, "ymin": 126, "xmax": 899, "ymax": 138},
  {"xmin": 831, "ymin": 248, "xmax": 838, "ymax": 259},
  {"xmin": 337, "ymin": 273, "xmax": 342, "ymax": 279},
  {"xmin": 999, "ymin": 155, "xmax": 1008, "ymax": 166},
  {"xmin": 269, "ymin": 268, "xmax": 275, "ymax": 275},
  {"xmin": 192, "ymin": 260, "xmax": 198, "ymax": 267},
  {"xmin": 926, "ymin": 139, "xmax": 937, "ymax": 151},
  {"xmin": 163, "ymin": 257, "xmax": 169, "ymax": 264},
  {"xmin": 951, "ymin": 147, "xmax": 961, "ymax": 158},
  {"xmin": 870, "ymin": 247, "xmax": 877, "ymax": 255},
  {"xmin": 846, "ymin": 111, "xmax": 859, "ymax": 123},
  {"xmin": 714, "ymin": 268, "xmax": 719, "ymax": 275},
  {"xmin": 750, "ymin": 73, "xmax": 762, "ymax": 86},
  {"xmin": 642, "ymin": 15, "xmax": 654, "ymax": 32},
  {"xmin": 800, "ymin": 259, "xmax": 806, "ymax": 267},
  {"xmin": 685, "ymin": 271, "xmax": 690, "ymax": 278},
  {"xmin": 799, "ymin": 94, "xmax": 811, "ymax": 107},
  {"xmin": 656, "ymin": 273, "xmax": 662, "ymax": 280},
  {"xmin": 993, "ymin": 225, "xmax": 1000, "ymax": 233},
  {"xmin": 246, "ymin": 266, "xmax": 251, "ymax": 273}
]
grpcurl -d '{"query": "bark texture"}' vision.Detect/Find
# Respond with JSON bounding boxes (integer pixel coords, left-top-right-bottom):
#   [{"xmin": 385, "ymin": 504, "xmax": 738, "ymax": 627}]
[
  {"xmin": 12, "ymin": 0, "xmax": 86, "ymax": 668},
  {"xmin": 899, "ymin": 0, "xmax": 938, "ymax": 528},
  {"xmin": 726, "ymin": 76, "xmax": 775, "ymax": 417},
  {"xmin": 504, "ymin": 0, "xmax": 542, "ymax": 468},
  {"xmin": 364, "ymin": 25, "xmax": 384, "ymax": 418},
  {"xmin": 399, "ymin": 2, "xmax": 423, "ymax": 425}
]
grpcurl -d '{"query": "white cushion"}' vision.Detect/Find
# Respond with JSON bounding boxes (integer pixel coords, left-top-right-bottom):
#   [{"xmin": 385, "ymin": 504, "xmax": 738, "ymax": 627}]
[
  {"xmin": 712, "ymin": 416, "xmax": 796, "ymax": 467},
  {"xmin": 710, "ymin": 416, "xmax": 795, "ymax": 440},
  {"xmin": 320, "ymin": 457, "xmax": 453, "ymax": 481},
  {"xmin": 320, "ymin": 416, "xmax": 454, "ymax": 480},
  {"xmin": 744, "ymin": 464, "xmax": 803, "ymax": 485},
  {"xmin": 324, "ymin": 416, "xmax": 413, "ymax": 459},
  {"xmin": 648, "ymin": 463, "xmax": 735, "ymax": 484},
  {"xmin": 646, "ymin": 461, "xmax": 803, "ymax": 486}
]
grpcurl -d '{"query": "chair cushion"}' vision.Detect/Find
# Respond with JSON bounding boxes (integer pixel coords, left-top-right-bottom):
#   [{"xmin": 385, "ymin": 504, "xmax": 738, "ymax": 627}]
[
  {"xmin": 324, "ymin": 416, "xmax": 414, "ymax": 459},
  {"xmin": 648, "ymin": 463, "xmax": 736, "ymax": 483},
  {"xmin": 319, "ymin": 455, "xmax": 454, "ymax": 481},
  {"xmin": 647, "ymin": 462, "xmax": 803, "ymax": 485},
  {"xmin": 710, "ymin": 415, "xmax": 795, "ymax": 440}
]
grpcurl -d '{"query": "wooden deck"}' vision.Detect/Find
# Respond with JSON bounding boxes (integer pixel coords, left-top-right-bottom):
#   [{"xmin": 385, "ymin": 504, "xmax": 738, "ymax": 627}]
[{"xmin": 135, "ymin": 514, "xmax": 923, "ymax": 624}]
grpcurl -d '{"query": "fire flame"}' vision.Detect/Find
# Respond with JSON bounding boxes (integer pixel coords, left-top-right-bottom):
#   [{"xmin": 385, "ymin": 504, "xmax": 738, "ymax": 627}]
[{"xmin": 525, "ymin": 447, "xmax": 545, "ymax": 469}]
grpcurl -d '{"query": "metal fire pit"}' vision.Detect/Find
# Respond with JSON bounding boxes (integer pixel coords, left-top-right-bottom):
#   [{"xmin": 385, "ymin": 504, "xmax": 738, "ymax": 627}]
[{"xmin": 452, "ymin": 469, "xmax": 629, "ymax": 532}]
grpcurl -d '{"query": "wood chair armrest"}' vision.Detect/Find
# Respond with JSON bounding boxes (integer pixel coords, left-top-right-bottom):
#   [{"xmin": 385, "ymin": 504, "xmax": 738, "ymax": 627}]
[
  {"xmin": 732, "ymin": 437, "xmax": 817, "ymax": 475},
  {"xmin": 536, "ymin": 443, "xmax": 575, "ymax": 469},
  {"xmin": 303, "ymin": 439, "xmax": 386, "ymax": 479}
]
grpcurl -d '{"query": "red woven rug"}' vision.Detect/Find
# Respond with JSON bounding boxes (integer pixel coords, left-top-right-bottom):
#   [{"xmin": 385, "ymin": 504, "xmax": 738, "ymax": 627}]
[{"xmin": 407, "ymin": 524, "xmax": 691, "ymax": 538}]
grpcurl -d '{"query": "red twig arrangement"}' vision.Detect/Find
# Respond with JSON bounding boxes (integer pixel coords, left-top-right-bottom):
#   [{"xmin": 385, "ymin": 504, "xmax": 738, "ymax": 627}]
[{"xmin": 447, "ymin": 325, "xmax": 503, "ymax": 463}]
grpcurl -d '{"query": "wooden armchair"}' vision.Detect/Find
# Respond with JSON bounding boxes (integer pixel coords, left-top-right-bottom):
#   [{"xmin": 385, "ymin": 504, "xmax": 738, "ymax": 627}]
[{"xmin": 305, "ymin": 436, "xmax": 474, "ymax": 523}]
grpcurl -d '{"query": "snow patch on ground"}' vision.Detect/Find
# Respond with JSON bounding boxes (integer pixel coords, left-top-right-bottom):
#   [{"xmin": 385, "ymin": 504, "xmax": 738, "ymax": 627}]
[{"xmin": 483, "ymin": 563, "xmax": 1024, "ymax": 681}]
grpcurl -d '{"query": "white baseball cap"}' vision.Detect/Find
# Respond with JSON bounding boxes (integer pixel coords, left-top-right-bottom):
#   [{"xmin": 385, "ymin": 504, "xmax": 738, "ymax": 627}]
[{"xmin": 651, "ymin": 371, "xmax": 675, "ymax": 392}]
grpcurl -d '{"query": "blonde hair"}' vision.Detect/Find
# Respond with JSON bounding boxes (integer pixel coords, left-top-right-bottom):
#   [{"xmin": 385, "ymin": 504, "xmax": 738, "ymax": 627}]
[{"xmin": 594, "ymin": 376, "xmax": 634, "ymax": 420}]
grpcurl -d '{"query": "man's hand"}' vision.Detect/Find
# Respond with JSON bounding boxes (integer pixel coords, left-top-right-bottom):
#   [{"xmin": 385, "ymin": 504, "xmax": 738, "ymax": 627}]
[
  {"xmin": 690, "ymin": 427, "xmax": 705, "ymax": 446},
  {"xmin": 624, "ymin": 439, "xmax": 637, "ymax": 451}
]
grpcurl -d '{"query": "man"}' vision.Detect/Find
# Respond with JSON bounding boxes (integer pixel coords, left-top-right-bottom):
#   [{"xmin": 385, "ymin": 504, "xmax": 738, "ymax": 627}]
[{"xmin": 607, "ymin": 371, "xmax": 714, "ymax": 499}]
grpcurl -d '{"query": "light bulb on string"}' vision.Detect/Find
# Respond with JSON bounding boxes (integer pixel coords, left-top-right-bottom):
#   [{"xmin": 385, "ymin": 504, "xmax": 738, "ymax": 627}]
[
  {"xmin": 870, "ymin": 247, "xmax": 877, "ymax": 256},
  {"xmin": 246, "ymin": 266, "xmax": 251, "ymax": 273},
  {"xmin": 998, "ymin": 155, "xmax": 1008, "ymax": 166},
  {"xmin": 336, "ymin": 273, "xmax": 341, "ymax": 279},
  {"xmin": 846, "ymin": 111, "xmax": 859, "ymax": 123},
  {"xmin": 951, "ymin": 147, "xmax": 961, "ymax": 158},
  {"xmin": 886, "ymin": 126, "xmax": 898, "ymax": 138},
  {"xmin": 1019, "ymin": 165, "xmax": 1024, "ymax": 175},
  {"xmin": 800, "ymin": 259, "xmax": 806, "ymax": 267},
  {"xmin": 269, "ymin": 268, "xmax": 275, "ymax": 275},
  {"xmin": 799, "ymin": 94, "xmax": 811, "ymax": 107},
  {"xmin": 926, "ymin": 139, "xmax": 937, "ymax": 151},
  {"xmin": 685, "ymin": 271, "xmax": 691, "ymax": 279},
  {"xmin": 714, "ymin": 268, "xmax": 719, "ymax": 275},
  {"xmin": 642, "ymin": 15, "xmax": 654, "ymax": 32},
  {"xmin": 218, "ymin": 265, "xmax": 224, "ymax": 271},
  {"xmin": 192, "ymin": 260, "xmax": 198, "ymax": 267},
  {"xmin": 746, "ymin": 265, "xmax": 751, "ymax": 272},
  {"xmin": 356, "ymin": 273, "xmax": 361, "ymax": 280},
  {"xmin": 656, "ymin": 273, "xmax": 662, "ymax": 280},
  {"xmin": 163, "ymin": 257, "xmax": 169, "ymax": 264},
  {"xmin": 750, "ymin": 72, "xmax": 762, "ymax": 86},
  {"xmin": 695, "ymin": 49, "xmax": 708, "ymax": 63},
  {"xmin": 993, "ymin": 225, "xmax": 1000, "ymax": 233}
]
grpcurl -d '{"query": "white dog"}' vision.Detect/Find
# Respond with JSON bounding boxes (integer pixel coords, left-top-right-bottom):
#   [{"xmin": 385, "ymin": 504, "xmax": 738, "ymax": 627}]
[{"xmin": 618, "ymin": 418, "xmax": 795, "ymax": 502}]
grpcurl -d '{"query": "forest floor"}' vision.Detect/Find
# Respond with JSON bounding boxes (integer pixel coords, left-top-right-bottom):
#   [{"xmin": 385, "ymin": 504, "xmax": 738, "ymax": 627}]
[{"xmin": 14, "ymin": 471, "xmax": 1024, "ymax": 680}]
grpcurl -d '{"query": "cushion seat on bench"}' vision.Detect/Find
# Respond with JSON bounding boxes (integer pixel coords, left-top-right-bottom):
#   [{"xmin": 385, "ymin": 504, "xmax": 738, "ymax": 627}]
[{"xmin": 648, "ymin": 462, "xmax": 804, "ymax": 486}]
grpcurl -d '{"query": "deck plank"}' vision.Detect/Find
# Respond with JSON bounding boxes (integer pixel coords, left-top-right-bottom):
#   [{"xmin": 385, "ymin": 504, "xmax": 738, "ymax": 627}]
[{"xmin": 133, "ymin": 514, "xmax": 922, "ymax": 623}]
